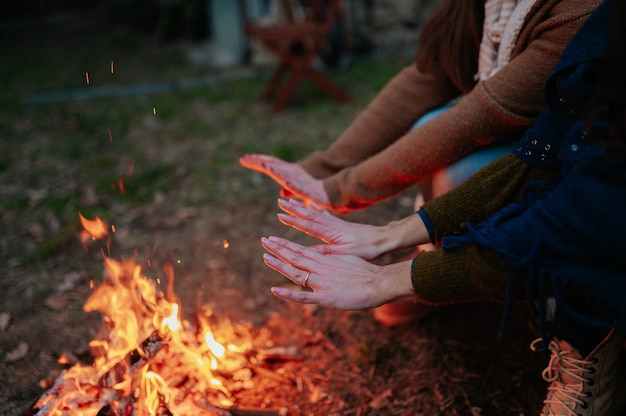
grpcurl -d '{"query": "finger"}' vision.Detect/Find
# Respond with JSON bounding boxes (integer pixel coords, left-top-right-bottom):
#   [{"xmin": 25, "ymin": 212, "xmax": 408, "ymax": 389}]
[
  {"xmin": 270, "ymin": 235, "xmax": 364, "ymax": 267},
  {"xmin": 278, "ymin": 199, "xmax": 333, "ymax": 230},
  {"xmin": 262, "ymin": 237, "xmax": 325, "ymax": 272},
  {"xmin": 307, "ymin": 200, "xmax": 327, "ymax": 213},
  {"xmin": 276, "ymin": 214, "xmax": 338, "ymax": 246},
  {"xmin": 240, "ymin": 154, "xmax": 285, "ymax": 173},
  {"xmin": 263, "ymin": 253, "xmax": 311, "ymax": 287},
  {"xmin": 239, "ymin": 156, "xmax": 276, "ymax": 176},
  {"xmin": 282, "ymin": 181, "xmax": 331, "ymax": 210},
  {"xmin": 253, "ymin": 163, "xmax": 295, "ymax": 189},
  {"xmin": 277, "ymin": 213, "xmax": 315, "ymax": 235},
  {"xmin": 241, "ymin": 153, "xmax": 279, "ymax": 164},
  {"xmin": 278, "ymin": 198, "xmax": 321, "ymax": 218},
  {"xmin": 238, "ymin": 154, "xmax": 267, "ymax": 167},
  {"xmin": 271, "ymin": 286, "xmax": 321, "ymax": 305},
  {"xmin": 262, "ymin": 236, "xmax": 319, "ymax": 262},
  {"xmin": 239, "ymin": 157, "xmax": 264, "ymax": 172}
]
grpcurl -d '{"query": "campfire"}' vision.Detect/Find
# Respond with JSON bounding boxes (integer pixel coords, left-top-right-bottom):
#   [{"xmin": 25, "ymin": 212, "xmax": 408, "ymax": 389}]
[{"xmin": 33, "ymin": 214, "xmax": 283, "ymax": 416}]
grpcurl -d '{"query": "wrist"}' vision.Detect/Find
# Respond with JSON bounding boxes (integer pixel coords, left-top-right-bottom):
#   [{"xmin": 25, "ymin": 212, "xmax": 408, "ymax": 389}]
[
  {"xmin": 381, "ymin": 215, "xmax": 429, "ymax": 252},
  {"xmin": 377, "ymin": 260, "xmax": 416, "ymax": 304}
]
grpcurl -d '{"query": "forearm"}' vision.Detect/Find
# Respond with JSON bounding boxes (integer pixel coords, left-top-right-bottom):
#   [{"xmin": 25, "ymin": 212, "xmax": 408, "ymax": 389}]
[
  {"xmin": 323, "ymin": 85, "xmax": 533, "ymax": 211},
  {"xmin": 377, "ymin": 214, "xmax": 431, "ymax": 254},
  {"xmin": 377, "ymin": 260, "xmax": 417, "ymax": 305},
  {"xmin": 299, "ymin": 64, "xmax": 459, "ymax": 179}
]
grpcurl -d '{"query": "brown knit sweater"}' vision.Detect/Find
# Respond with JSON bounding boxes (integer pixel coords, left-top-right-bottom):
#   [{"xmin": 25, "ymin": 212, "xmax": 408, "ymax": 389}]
[{"xmin": 299, "ymin": 0, "xmax": 601, "ymax": 212}]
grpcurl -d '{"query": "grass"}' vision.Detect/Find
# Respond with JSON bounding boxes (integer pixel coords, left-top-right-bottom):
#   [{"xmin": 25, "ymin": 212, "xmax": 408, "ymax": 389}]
[{"xmin": 1, "ymin": 27, "xmax": 409, "ymax": 265}]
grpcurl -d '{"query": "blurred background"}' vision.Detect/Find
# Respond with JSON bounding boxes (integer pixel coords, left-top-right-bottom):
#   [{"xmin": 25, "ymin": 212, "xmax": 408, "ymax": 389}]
[{"xmin": 0, "ymin": 0, "xmax": 439, "ymax": 68}]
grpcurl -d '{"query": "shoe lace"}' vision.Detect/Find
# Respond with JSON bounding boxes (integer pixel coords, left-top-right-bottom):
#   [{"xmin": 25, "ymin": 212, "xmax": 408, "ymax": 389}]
[{"xmin": 531, "ymin": 338, "xmax": 595, "ymax": 416}]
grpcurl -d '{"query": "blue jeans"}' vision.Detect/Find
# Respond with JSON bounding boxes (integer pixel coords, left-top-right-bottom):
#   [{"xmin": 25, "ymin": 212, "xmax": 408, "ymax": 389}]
[{"xmin": 412, "ymin": 104, "xmax": 516, "ymax": 199}]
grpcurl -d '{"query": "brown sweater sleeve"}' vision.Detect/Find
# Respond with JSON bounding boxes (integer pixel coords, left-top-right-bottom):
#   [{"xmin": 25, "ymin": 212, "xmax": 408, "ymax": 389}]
[
  {"xmin": 299, "ymin": 63, "xmax": 460, "ymax": 179},
  {"xmin": 321, "ymin": 0, "xmax": 599, "ymax": 212}
]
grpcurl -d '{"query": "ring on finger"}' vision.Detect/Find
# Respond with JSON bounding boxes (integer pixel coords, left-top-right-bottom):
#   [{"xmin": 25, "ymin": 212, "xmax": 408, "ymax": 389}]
[{"xmin": 303, "ymin": 271, "xmax": 311, "ymax": 287}]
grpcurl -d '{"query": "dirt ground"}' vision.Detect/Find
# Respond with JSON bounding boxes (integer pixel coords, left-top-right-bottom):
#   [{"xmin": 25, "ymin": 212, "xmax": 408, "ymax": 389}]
[{"xmin": 1, "ymin": 6, "xmax": 548, "ymax": 416}]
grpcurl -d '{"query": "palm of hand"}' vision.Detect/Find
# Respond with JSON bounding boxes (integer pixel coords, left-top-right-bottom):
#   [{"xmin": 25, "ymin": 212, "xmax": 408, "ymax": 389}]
[
  {"xmin": 239, "ymin": 154, "xmax": 330, "ymax": 207},
  {"xmin": 277, "ymin": 199, "xmax": 385, "ymax": 260}
]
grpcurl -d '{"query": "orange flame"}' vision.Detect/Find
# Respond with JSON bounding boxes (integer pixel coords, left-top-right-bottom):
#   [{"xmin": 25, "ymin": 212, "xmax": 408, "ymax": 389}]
[
  {"xmin": 34, "ymin": 216, "xmax": 252, "ymax": 415},
  {"xmin": 78, "ymin": 213, "xmax": 109, "ymax": 240}
]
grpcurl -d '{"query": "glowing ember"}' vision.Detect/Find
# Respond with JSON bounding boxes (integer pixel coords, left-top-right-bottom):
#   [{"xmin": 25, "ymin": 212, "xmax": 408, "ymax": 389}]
[
  {"xmin": 78, "ymin": 213, "xmax": 110, "ymax": 250},
  {"xmin": 34, "ymin": 218, "xmax": 253, "ymax": 415}
]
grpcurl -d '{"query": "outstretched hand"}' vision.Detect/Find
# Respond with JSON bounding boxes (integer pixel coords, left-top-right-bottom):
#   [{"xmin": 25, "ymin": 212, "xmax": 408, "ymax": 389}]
[
  {"xmin": 239, "ymin": 154, "xmax": 331, "ymax": 208},
  {"xmin": 276, "ymin": 198, "xmax": 390, "ymax": 260},
  {"xmin": 261, "ymin": 236, "xmax": 414, "ymax": 310}
]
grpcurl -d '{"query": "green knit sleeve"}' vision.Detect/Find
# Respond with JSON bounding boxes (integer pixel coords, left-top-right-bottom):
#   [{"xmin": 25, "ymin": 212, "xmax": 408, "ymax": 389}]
[
  {"xmin": 421, "ymin": 154, "xmax": 558, "ymax": 243},
  {"xmin": 411, "ymin": 244, "xmax": 527, "ymax": 304}
]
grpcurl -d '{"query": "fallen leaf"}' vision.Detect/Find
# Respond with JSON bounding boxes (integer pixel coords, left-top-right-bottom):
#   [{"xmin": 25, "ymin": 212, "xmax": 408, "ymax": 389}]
[
  {"xmin": 28, "ymin": 189, "xmax": 48, "ymax": 206},
  {"xmin": 176, "ymin": 207, "xmax": 200, "ymax": 220},
  {"xmin": 6, "ymin": 341, "xmax": 29, "ymax": 362},
  {"xmin": 308, "ymin": 384, "xmax": 324, "ymax": 404},
  {"xmin": 57, "ymin": 271, "xmax": 82, "ymax": 293},
  {"xmin": 44, "ymin": 294, "xmax": 70, "ymax": 310},
  {"xmin": 369, "ymin": 388, "xmax": 392, "ymax": 409},
  {"xmin": 27, "ymin": 223, "xmax": 45, "ymax": 239},
  {"xmin": 0, "ymin": 312, "xmax": 10, "ymax": 332}
]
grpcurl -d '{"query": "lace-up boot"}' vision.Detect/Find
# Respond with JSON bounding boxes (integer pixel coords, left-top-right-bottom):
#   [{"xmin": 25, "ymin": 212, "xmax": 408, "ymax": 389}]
[{"xmin": 531, "ymin": 330, "xmax": 626, "ymax": 415}]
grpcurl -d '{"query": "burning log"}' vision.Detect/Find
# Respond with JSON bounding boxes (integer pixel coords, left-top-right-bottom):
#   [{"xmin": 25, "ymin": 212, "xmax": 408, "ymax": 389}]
[
  {"xmin": 31, "ymin": 257, "xmax": 246, "ymax": 415},
  {"xmin": 31, "ymin": 215, "xmax": 289, "ymax": 416},
  {"xmin": 33, "ymin": 332, "xmax": 166, "ymax": 415}
]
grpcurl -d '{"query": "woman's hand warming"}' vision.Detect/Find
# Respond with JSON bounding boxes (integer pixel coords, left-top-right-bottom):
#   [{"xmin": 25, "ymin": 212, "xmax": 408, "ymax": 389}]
[
  {"xmin": 276, "ymin": 198, "xmax": 391, "ymax": 260},
  {"xmin": 277, "ymin": 198, "xmax": 432, "ymax": 260},
  {"xmin": 239, "ymin": 154, "xmax": 331, "ymax": 208},
  {"xmin": 261, "ymin": 236, "xmax": 415, "ymax": 310}
]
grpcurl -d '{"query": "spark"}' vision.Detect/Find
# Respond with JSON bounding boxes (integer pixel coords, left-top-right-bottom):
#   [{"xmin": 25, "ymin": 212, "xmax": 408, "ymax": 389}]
[
  {"xmin": 153, "ymin": 107, "xmax": 157, "ymax": 116},
  {"xmin": 223, "ymin": 240, "xmax": 230, "ymax": 249},
  {"xmin": 85, "ymin": 72, "xmax": 90, "ymax": 85},
  {"xmin": 57, "ymin": 354, "xmax": 70, "ymax": 365},
  {"xmin": 110, "ymin": 60, "xmax": 114, "ymax": 74},
  {"xmin": 118, "ymin": 178, "xmax": 126, "ymax": 194}
]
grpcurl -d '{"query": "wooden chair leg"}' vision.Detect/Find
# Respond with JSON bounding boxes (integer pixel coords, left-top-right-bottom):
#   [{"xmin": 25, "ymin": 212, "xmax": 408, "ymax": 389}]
[
  {"xmin": 272, "ymin": 69, "xmax": 306, "ymax": 112},
  {"xmin": 253, "ymin": 36, "xmax": 351, "ymax": 111},
  {"xmin": 260, "ymin": 61, "xmax": 289, "ymax": 101},
  {"xmin": 304, "ymin": 66, "xmax": 351, "ymax": 102}
]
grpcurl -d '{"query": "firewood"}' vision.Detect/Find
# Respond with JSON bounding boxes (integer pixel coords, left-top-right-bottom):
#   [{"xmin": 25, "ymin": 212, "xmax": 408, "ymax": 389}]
[
  {"xmin": 32, "ymin": 332, "xmax": 167, "ymax": 415},
  {"xmin": 228, "ymin": 408, "xmax": 285, "ymax": 416}
]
